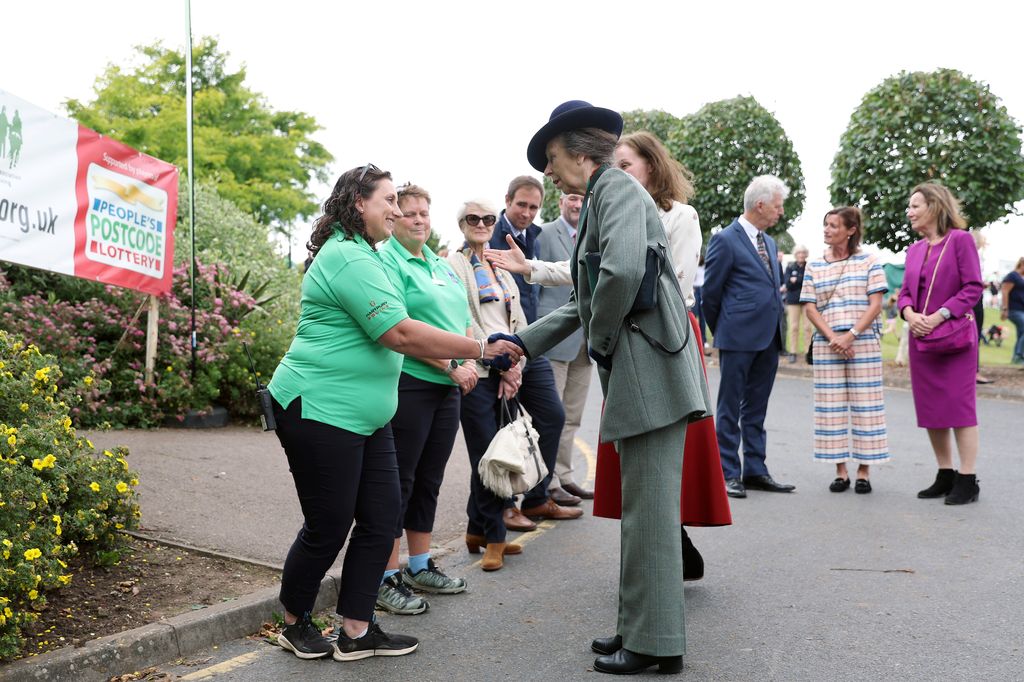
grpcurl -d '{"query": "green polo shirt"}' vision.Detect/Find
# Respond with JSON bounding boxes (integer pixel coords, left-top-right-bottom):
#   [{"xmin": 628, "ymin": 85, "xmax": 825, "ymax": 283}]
[
  {"xmin": 379, "ymin": 238, "xmax": 472, "ymax": 384},
  {"xmin": 268, "ymin": 231, "xmax": 408, "ymax": 435}
]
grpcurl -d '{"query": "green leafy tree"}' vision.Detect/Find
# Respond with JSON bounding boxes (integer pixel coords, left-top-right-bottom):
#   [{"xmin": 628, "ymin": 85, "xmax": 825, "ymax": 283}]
[
  {"xmin": 672, "ymin": 96, "xmax": 805, "ymax": 238},
  {"xmin": 621, "ymin": 109, "xmax": 685, "ymax": 155},
  {"xmin": 830, "ymin": 68, "xmax": 1024, "ymax": 252},
  {"xmin": 541, "ymin": 177, "xmax": 560, "ymax": 223},
  {"xmin": 66, "ymin": 37, "xmax": 333, "ymax": 229}
]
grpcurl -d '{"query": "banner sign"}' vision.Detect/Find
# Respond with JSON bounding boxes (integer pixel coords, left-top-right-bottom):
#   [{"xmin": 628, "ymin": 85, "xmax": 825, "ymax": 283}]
[{"xmin": 0, "ymin": 89, "xmax": 178, "ymax": 296}]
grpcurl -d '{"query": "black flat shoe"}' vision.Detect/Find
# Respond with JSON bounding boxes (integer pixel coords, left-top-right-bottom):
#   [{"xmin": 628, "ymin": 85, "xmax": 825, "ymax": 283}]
[
  {"xmin": 591, "ymin": 634, "xmax": 622, "ymax": 655},
  {"xmin": 743, "ymin": 474, "xmax": 795, "ymax": 493},
  {"xmin": 829, "ymin": 477, "xmax": 850, "ymax": 493},
  {"xmin": 594, "ymin": 648, "xmax": 683, "ymax": 675},
  {"xmin": 854, "ymin": 479, "xmax": 872, "ymax": 494}
]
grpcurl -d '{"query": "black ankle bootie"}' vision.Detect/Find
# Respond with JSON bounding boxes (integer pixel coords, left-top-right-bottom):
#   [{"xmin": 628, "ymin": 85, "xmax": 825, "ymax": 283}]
[
  {"xmin": 681, "ymin": 526, "xmax": 704, "ymax": 582},
  {"xmin": 944, "ymin": 473, "xmax": 979, "ymax": 505},
  {"xmin": 591, "ymin": 634, "xmax": 622, "ymax": 655},
  {"xmin": 594, "ymin": 649, "xmax": 683, "ymax": 675},
  {"xmin": 917, "ymin": 468, "xmax": 956, "ymax": 498}
]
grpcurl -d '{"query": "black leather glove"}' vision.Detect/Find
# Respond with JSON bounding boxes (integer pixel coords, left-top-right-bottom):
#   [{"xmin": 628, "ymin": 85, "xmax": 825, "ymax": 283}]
[{"xmin": 588, "ymin": 346, "xmax": 612, "ymax": 370}]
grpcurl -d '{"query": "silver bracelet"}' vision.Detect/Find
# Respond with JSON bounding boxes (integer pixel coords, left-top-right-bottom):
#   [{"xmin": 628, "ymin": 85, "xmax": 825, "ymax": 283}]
[{"xmin": 477, "ymin": 339, "xmax": 485, "ymax": 359}]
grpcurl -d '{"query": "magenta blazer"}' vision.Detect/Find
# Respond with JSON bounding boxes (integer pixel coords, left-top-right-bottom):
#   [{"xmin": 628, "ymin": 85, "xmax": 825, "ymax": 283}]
[{"xmin": 898, "ymin": 228, "xmax": 983, "ymax": 318}]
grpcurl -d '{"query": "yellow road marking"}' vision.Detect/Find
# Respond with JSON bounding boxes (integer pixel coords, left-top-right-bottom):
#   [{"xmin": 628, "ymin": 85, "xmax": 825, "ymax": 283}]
[
  {"xmin": 179, "ymin": 650, "xmax": 263, "ymax": 679},
  {"xmin": 574, "ymin": 437, "xmax": 597, "ymax": 485}
]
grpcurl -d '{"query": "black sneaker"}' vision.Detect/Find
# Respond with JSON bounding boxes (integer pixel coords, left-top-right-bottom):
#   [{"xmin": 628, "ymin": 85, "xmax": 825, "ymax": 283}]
[
  {"xmin": 277, "ymin": 612, "xmax": 333, "ymax": 659},
  {"xmin": 332, "ymin": 621, "xmax": 419, "ymax": 661}
]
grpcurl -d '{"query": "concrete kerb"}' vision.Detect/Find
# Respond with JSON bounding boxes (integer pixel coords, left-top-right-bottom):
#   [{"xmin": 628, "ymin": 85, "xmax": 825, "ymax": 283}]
[
  {"xmin": 0, "ymin": 570, "xmax": 340, "ymax": 682},
  {"xmin": 0, "ymin": 531, "xmax": 473, "ymax": 682}
]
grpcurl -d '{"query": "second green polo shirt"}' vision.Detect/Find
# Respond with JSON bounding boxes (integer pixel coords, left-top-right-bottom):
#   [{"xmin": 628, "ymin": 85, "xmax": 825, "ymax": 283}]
[{"xmin": 379, "ymin": 237, "xmax": 471, "ymax": 384}]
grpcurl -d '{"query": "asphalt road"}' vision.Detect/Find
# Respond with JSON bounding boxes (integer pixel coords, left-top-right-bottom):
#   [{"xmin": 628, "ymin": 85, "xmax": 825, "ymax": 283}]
[{"xmin": 86, "ymin": 368, "xmax": 1023, "ymax": 680}]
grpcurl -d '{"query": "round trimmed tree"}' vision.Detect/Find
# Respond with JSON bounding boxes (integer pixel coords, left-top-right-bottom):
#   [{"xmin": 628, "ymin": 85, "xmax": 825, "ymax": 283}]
[
  {"xmin": 672, "ymin": 96, "xmax": 805, "ymax": 241},
  {"xmin": 830, "ymin": 68, "xmax": 1024, "ymax": 252}
]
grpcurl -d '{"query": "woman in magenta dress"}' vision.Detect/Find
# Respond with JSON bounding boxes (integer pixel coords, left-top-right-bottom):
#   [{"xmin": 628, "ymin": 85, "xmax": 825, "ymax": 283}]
[{"xmin": 898, "ymin": 182, "xmax": 983, "ymax": 505}]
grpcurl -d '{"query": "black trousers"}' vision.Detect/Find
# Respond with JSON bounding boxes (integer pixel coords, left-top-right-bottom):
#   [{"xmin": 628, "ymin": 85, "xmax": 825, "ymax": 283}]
[
  {"xmin": 460, "ymin": 373, "xmax": 511, "ymax": 543},
  {"xmin": 273, "ymin": 397, "xmax": 400, "ymax": 621},
  {"xmin": 391, "ymin": 373, "xmax": 461, "ymax": 537}
]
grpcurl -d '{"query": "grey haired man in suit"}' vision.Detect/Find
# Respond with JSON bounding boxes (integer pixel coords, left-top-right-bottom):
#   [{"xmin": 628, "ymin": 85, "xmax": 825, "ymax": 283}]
[{"xmin": 537, "ymin": 193, "xmax": 594, "ymax": 504}]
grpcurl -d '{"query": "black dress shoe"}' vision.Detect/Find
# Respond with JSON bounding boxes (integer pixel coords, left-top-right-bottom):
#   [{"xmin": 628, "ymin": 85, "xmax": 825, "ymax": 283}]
[
  {"xmin": 562, "ymin": 481, "xmax": 595, "ymax": 499},
  {"xmin": 549, "ymin": 487, "xmax": 582, "ymax": 506},
  {"xmin": 743, "ymin": 474, "xmax": 795, "ymax": 493},
  {"xmin": 594, "ymin": 649, "xmax": 683, "ymax": 675},
  {"xmin": 591, "ymin": 634, "xmax": 622, "ymax": 655},
  {"xmin": 724, "ymin": 478, "xmax": 746, "ymax": 498}
]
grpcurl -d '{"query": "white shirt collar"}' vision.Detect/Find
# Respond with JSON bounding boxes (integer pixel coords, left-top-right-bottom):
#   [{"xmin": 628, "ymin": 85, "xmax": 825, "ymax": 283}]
[{"xmin": 738, "ymin": 215, "xmax": 760, "ymax": 242}]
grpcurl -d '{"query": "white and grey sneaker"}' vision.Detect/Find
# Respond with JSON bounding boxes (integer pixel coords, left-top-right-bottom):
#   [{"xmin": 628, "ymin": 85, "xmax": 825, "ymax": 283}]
[
  {"xmin": 376, "ymin": 573, "xmax": 429, "ymax": 615},
  {"xmin": 277, "ymin": 612, "xmax": 333, "ymax": 659},
  {"xmin": 332, "ymin": 621, "xmax": 419, "ymax": 661},
  {"xmin": 402, "ymin": 559, "xmax": 467, "ymax": 594}
]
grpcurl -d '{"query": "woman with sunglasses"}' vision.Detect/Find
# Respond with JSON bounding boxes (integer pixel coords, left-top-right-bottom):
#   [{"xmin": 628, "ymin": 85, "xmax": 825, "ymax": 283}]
[
  {"xmin": 269, "ymin": 165, "xmax": 523, "ymax": 663},
  {"xmin": 447, "ymin": 199, "xmax": 569, "ymax": 571}
]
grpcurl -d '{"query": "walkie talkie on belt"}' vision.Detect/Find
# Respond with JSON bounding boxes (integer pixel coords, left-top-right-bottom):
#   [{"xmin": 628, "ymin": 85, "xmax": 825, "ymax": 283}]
[{"xmin": 243, "ymin": 342, "xmax": 276, "ymax": 432}]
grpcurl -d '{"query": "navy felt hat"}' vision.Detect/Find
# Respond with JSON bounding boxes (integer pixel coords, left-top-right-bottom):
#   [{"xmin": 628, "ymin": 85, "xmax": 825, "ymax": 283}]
[{"xmin": 526, "ymin": 100, "xmax": 624, "ymax": 172}]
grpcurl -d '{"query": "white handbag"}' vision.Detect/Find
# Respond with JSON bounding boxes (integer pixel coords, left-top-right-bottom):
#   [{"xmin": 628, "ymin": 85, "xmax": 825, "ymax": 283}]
[{"xmin": 478, "ymin": 399, "xmax": 548, "ymax": 498}]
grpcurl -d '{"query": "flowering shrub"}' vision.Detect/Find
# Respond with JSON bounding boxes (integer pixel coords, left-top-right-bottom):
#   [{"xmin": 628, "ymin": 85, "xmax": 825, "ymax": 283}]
[
  {"xmin": 0, "ymin": 331, "xmax": 140, "ymax": 660},
  {"xmin": 0, "ymin": 259, "xmax": 294, "ymax": 427}
]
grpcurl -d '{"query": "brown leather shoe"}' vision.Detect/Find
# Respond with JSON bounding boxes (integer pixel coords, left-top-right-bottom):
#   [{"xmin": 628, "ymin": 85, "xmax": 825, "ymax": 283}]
[
  {"xmin": 561, "ymin": 481, "xmax": 594, "ymax": 499},
  {"xmin": 502, "ymin": 506, "xmax": 538, "ymax": 532},
  {"xmin": 549, "ymin": 487, "xmax": 582, "ymax": 506},
  {"xmin": 521, "ymin": 499, "xmax": 584, "ymax": 520},
  {"xmin": 465, "ymin": 533, "xmax": 523, "ymax": 555},
  {"xmin": 481, "ymin": 543, "xmax": 504, "ymax": 571}
]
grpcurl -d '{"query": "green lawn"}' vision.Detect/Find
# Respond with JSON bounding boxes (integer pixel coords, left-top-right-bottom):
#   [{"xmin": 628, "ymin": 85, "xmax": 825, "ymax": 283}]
[{"xmin": 878, "ymin": 307, "xmax": 1019, "ymax": 366}]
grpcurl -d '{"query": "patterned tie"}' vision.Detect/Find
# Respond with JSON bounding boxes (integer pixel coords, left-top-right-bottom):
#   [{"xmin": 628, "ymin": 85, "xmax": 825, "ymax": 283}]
[{"xmin": 756, "ymin": 231, "xmax": 771, "ymax": 272}]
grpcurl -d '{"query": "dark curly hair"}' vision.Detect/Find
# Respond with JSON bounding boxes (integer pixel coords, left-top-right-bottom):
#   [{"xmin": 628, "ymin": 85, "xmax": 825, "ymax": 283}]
[{"xmin": 307, "ymin": 164, "xmax": 392, "ymax": 256}]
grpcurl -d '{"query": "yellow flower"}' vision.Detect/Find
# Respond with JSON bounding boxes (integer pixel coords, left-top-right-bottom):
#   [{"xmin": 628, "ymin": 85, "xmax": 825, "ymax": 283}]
[
  {"xmin": 19, "ymin": 403, "xmax": 28, "ymax": 412},
  {"xmin": 116, "ymin": 482, "xmax": 129, "ymax": 494},
  {"xmin": 166, "ymin": 365, "xmax": 173, "ymax": 372},
  {"xmin": 34, "ymin": 367, "xmax": 51, "ymax": 382},
  {"xmin": 83, "ymin": 376, "xmax": 93, "ymax": 386},
  {"xmin": 24, "ymin": 548, "xmax": 42, "ymax": 561},
  {"xmin": 117, "ymin": 457, "xmax": 129, "ymax": 471},
  {"xmin": 103, "ymin": 449, "xmax": 114, "ymax": 457},
  {"xmin": 1, "ymin": 540, "xmax": 10, "ymax": 548},
  {"xmin": 89, "ymin": 482, "xmax": 100, "ymax": 492},
  {"xmin": 53, "ymin": 514, "xmax": 61, "ymax": 524},
  {"xmin": 32, "ymin": 454, "xmax": 56, "ymax": 471},
  {"xmin": 44, "ymin": 396, "xmax": 53, "ymax": 403},
  {"xmin": 28, "ymin": 590, "xmax": 38, "ymax": 600},
  {"xmin": 58, "ymin": 574, "xmax": 72, "ymax": 585},
  {"xmin": 86, "ymin": 439, "xmax": 93, "ymax": 449},
  {"xmin": 130, "ymin": 478, "xmax": 139, "ymax": 486},
  {"xmin": 7, "ymin": 435, "xmax": 15, "ymax": 447},
  {"xmin": 41, "ymin": 492, "xmax": 48, "ymax": 505}
]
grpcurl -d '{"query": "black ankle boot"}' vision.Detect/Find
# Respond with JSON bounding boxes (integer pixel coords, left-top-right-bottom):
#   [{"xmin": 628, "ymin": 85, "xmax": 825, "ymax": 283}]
[
  {"xmin": 594, "ymin": 649, "xmax": 683, "ymax": 675},
  {"xmin": 944, "ymin": 473, "xmax": 979, "ymax": 505},
  {"xmin": 681, "ymin": 526, "xmax": 704, "ymax": 582},
  {"xmin": 917, "ymin": 468, "xmax": 956, "ymax": 498},
  {"xmin": 591, "ymin": 634, "xmax": 622, "ymax": 655}
]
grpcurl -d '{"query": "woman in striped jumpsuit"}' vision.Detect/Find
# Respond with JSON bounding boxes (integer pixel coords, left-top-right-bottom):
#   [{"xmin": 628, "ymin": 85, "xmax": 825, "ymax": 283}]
[{"xmin": 801, "ymin": 207, "xmax": 890, "ymax": 494}]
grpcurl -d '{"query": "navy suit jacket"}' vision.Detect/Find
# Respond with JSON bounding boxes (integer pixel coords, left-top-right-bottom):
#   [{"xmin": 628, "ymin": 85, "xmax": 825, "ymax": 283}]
[
  {"xmin": 701, "ymin": 220, "xmax": 783, "ymax": 351},
  {"xmin": 489, "ymin": 211, "xmax": 541, "ymax": 323}
]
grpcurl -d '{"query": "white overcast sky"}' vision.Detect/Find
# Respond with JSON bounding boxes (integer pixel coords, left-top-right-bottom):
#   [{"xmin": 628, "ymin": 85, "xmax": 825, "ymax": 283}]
[{"xmin": 4, "ymin": 0, "xmax": 1023, "ymax": 277}]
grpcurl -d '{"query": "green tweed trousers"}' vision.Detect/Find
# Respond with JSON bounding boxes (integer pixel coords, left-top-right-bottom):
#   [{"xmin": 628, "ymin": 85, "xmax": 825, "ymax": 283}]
[{"xmin": 616, "ymin": 418, "xmax": 686, "ymax": 657}]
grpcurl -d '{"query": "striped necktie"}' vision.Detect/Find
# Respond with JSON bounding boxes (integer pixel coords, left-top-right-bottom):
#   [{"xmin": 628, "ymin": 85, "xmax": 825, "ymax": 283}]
[{"xmin": 756, "ymin": 231, "xmax": 771, "ymax": 272}]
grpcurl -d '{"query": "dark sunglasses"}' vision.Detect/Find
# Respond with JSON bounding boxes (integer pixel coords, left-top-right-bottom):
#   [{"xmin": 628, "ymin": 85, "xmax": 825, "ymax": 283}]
[
  {"xmin": 463, "ymin": 214, "xmax": 497, "ymax": 227},
  {"xmin": 357, "ymin": 163, "xmax": 380, "ymax": 184}
]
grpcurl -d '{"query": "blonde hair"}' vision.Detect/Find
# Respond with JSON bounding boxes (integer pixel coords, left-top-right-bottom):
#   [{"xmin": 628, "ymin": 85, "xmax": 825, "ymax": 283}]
[{"xmin": 911, "ymin": 182, "xmax": 967, "ymax": 236}]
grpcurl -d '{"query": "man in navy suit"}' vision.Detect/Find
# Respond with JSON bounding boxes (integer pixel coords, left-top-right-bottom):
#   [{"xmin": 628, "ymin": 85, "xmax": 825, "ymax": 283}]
[
  {"xmin": 490, "ymin": 176, "xmax": 545, "ymax": 323},
  {"xmin": 701, "ymin": 175, "xmax": 796, "ymax": 499}
]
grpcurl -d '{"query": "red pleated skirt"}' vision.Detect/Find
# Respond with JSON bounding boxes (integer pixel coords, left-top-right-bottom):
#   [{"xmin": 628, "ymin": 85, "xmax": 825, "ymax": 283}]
[{"xmin": 592, "ymin": 313, "xmax": 732, "ymax": 527}]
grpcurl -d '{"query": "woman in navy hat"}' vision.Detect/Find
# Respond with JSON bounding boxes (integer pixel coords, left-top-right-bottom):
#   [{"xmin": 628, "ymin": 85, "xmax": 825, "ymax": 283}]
[{"xmin": 494, "ymin": 101, "xmax": 713, "ymax": 675}]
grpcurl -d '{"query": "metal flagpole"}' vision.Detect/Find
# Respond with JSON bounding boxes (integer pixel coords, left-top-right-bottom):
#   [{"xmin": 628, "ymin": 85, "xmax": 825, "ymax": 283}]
[{"xmin": 185, "ymin": 0, "xmax": 197, "ymax": 382}]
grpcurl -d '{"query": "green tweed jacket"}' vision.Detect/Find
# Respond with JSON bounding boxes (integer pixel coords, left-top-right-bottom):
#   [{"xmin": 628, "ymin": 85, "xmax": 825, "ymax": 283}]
[{"xmin": 517, "ymin": 167, "xmax": 712, "ymax": 443}]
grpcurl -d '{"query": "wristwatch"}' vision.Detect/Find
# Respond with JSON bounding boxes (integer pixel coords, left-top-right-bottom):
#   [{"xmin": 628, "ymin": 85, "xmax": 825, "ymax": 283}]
[
  {"xmin": 938, "ymin": 307, "xmax": 952, "ymax": 320},
  {"xmin": 444, "ymin": 359, "xmax": 460, "ymax": 375}
]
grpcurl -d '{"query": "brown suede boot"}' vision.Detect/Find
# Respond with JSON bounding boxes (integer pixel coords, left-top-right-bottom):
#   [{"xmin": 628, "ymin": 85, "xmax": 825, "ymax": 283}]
[
  {"xmin": 481, "ymin": 543, "xmax": 505, "ymax": 571},
  {"xmin": 465, "ymin": 534, "xmax": 522, "ymax": 555}
]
